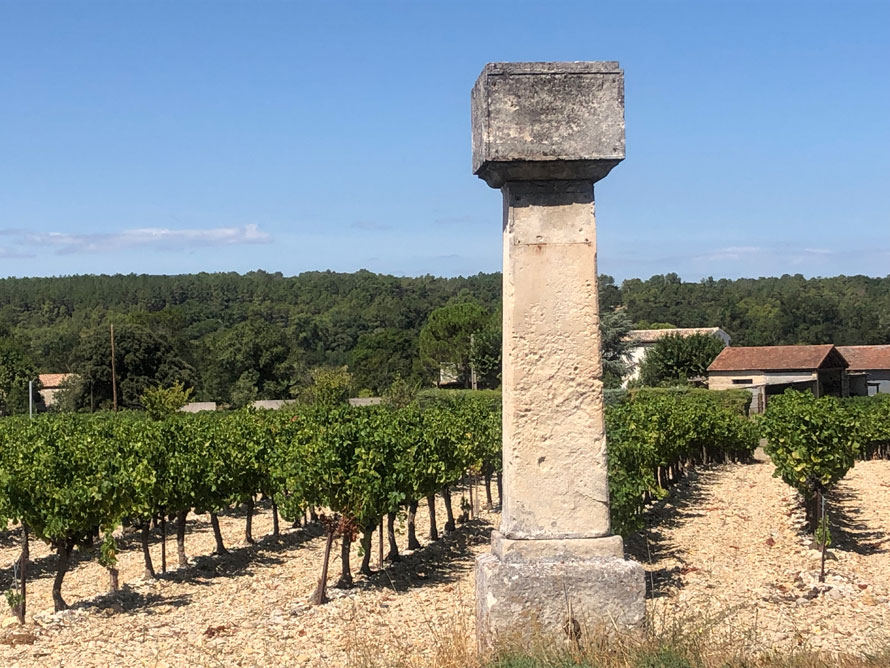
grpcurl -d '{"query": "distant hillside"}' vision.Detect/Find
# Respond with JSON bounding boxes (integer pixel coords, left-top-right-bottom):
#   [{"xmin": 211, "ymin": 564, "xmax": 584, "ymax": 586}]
[
  {"xmin": 615, "ymin": 273, "xmax": 890, "ymax": 347},
  {"xmin": 1, "ymin": 270, "xmax": 888, "ymax": 402},
  {"xmin": 0, "ymin": 270, "xmax": 501, "ymax": 401}
]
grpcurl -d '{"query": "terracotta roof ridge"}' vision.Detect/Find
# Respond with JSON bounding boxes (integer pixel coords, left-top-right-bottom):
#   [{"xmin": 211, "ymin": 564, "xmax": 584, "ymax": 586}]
[{"xmin": 707, "ymin": 344, "xmax": 843, "ymax": 372}]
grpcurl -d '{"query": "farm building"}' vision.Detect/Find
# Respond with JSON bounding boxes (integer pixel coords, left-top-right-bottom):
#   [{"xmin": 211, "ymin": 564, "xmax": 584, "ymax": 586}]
[
  {"xmin": 623, "ymin": 327, "xmax": 730, "ymax": 386},
  {"xmin": 707, "ymin": 344, "xmax": 850, "ymax": 413},
  {"xmin": 837, "ymin": 345, "xmax": 890, "ymax": 396},
  {"xmin": 37, "ymin": 373, "xmax": 74, "ymax": 408}
]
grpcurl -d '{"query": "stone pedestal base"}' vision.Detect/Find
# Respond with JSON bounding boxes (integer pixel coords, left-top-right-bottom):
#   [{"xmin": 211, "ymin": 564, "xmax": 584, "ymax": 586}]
[{"xmin": 476, "ymin": 533, "xmax": 646, "ymax": 649}]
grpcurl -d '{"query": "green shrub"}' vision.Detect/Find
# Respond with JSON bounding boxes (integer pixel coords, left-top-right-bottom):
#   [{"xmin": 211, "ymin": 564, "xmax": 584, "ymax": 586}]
[
  {"xmin": 488, "ymin": 657, "xmax": 594, "ymax": 668},
  {"xmin": 603, "ymin": 388, "xmax": 627, "ymax": 407},
  {"xmin": 637, "ymin": 333, "xmax": 725, "ymax": 387},
  {"xmin": 761, "ymin": 390, "xmax": 858, "ymax": 531},
  {"xmin": 606, "ymin": 390, "xmax": 758, "ymax": 535},
  {"xmin": 842, "ymin": 394, "xmax": 890, "ymax": 459},
  {"xmin": 140, "ymin": 382, "xmax": 193, "ymax": 419},
  {"xmin": 627, "ymin": 386, "xmax": 752, "ymax": 416}
]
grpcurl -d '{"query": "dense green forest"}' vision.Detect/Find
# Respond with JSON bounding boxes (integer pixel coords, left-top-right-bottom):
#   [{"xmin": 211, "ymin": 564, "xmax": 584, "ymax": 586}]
[
  {"xmin": 1, "ymin": 270, "xmax": 888, "ymax": 407},
  {"xmin": 615, "ymin": 273, "xmax": 890, "ymax": 346},
  {"xmin": 0, "ymin": 270, "xmax": 501, "ymax": 406}
]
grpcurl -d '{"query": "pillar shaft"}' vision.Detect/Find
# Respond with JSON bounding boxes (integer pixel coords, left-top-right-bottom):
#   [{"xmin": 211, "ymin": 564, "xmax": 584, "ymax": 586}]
[
  {"xmin": 500, "ymin": 181, "xmax": 610, "ymax": 540},
  {"xmin": 472, "ymin": 61, "xmax": 645, "ymax": 647}
]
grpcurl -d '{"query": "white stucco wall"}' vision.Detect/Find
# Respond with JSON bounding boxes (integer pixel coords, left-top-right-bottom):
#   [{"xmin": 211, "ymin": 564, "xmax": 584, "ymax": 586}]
[{"xmin": 622, "ymin": 343, "xmax": 652, "ymax": 385}]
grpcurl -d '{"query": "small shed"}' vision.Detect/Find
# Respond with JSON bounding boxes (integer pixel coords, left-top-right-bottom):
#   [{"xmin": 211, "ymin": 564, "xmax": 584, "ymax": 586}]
[
  {"xmin": 348, "ymin": 397, "xmax": 383, "ymax": 407},
  {"xmin": 707, "ymin": 344, "xmax": 849, "ymax": 412},
  {"xmin": 837, "ymin": 345, "xmax": 890, "ymax": 396},
  {"xmin": 38, "ymin": 373, "xmax": 75, "ymax": 408}
]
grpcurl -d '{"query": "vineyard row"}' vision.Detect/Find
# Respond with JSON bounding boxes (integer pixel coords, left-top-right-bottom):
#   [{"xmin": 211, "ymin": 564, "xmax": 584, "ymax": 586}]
[{"xmin": 7, "ymin": 389, "xmax": 884, "ymax": 618}]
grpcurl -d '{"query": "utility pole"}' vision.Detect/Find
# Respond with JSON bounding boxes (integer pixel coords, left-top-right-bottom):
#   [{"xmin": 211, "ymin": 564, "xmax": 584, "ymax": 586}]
[
  {"xmin": 19, "ymin": 380, "xmax": 34, "ymax": 625},
  {"xmin": 110, "ymin": 324, "xmax": 118, "ymax": 412},
  {"xmin": 470, "ymin": 333, "xmax": 478, "ymax": 390}
]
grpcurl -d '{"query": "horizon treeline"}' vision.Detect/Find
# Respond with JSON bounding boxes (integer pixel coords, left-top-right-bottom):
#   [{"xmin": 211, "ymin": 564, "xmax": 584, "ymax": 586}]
[{"xmin": 1, "ymin": 270, "xmax": 888, "ymax": 404}]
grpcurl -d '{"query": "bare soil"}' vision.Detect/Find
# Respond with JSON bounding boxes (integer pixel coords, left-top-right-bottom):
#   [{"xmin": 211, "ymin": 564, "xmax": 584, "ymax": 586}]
[
  {"xmin": 628, "ymin": 452, "xmax": 890, "ymax": 657},
  {"xmin": 0, "ymin": 483, "xmax": 495, "ymax": 668},
  {"xmin": 2, "ymin": 456, "xmax": 890, "ymax": 667}
]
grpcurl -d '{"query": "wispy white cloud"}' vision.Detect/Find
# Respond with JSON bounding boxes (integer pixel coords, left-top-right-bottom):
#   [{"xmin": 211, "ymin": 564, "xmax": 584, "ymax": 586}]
[{"xmin": 1, "ymin": 224, "xmax": 272, "ymax": 255}]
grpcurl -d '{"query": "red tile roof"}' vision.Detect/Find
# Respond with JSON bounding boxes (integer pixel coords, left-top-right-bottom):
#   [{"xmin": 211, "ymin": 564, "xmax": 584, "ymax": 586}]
[
  {"xmin": 837, "ymin": 345, "xmax": 890, "ymax": 371},
  {"xmin": 38, "ymin": 373, "xmax": 73, "ymax": 389},
  {"xmin": 708, "ymin": 345, "xmax": 844, "ymax": 372}
]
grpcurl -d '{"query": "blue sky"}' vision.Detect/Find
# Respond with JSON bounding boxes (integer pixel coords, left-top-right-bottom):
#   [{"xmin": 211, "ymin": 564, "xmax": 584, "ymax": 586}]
[{"xmin": 1, "ymin": 1, "xmax": 888, "ymax": 282}]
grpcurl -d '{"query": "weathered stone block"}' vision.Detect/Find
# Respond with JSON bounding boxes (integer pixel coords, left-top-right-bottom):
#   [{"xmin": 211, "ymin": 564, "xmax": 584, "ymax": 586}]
[
  {"xmin": 500, "ymin": 180, "xmax": 610, "ymax": 541},
  {"xmin": 472, "ymin": 62, "xmax": 625, "ymax": 188},
  {"xmin": 472, "ymin": 60, "xmax": 643, "ymax": 651},
  {"xmin": 476, "ymin": 552, "xmax": 646, "ymax": 649},
  {"xmin": 491, "ymin": 531, "xmax": 625, "ymax": 562}
]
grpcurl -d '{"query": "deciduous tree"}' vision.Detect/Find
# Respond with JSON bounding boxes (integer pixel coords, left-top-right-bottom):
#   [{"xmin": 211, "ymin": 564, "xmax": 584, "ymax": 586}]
[
  {"xmin": 638, "ymin": 333, "xmax": 725, "ymax": 387},
  {"xmin": 68, "ymin": 324, "xmax": 193, "ymax": 410},
  {"xmin": 0, "ymin": 337, "xmax": 39, "ymax": 416}
]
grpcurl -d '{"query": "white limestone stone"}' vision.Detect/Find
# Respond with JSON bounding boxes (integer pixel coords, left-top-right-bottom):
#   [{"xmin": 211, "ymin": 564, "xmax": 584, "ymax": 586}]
[{"xmin": 471, "ymin": 61, "xmax": 645, "ymax": 648}]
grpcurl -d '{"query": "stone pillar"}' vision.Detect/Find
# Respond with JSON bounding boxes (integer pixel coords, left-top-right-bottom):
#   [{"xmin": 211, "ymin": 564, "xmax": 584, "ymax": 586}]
[{"xmin": 472, "ymin": 62, "xmax": 645, "ymax": 647}]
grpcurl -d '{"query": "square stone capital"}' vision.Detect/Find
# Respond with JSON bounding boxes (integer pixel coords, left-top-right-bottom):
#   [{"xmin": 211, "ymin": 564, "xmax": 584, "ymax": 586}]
[{"xmin": 472, "ymin": 62, "xmax": 625, "ymax": 188}]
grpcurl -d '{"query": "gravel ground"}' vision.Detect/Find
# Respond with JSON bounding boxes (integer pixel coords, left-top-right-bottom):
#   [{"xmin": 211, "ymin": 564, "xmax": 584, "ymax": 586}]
[
  {"xmin": 2, "ymin": 455, "xmax": 890, "ymax": 667},
  {"xmin": 0, "ymin": 483, "xmax": 496, "ymax": 668},
  {"xmin": 629, "ymin": 451, "xmax": 890, "ymax": 657}
]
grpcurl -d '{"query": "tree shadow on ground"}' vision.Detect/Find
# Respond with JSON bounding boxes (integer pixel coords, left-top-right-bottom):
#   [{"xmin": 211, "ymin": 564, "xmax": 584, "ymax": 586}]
[
  {"xmin": 345, "ymin": 517, "xmax": 494, "ymax": 597},
  {"xmin": 624, "ymin": 460, "xmax": 762, "ymax": 599},
  {"xmin": 74, "ymin": 588, "xmax": 193, "ymax": 615},
  {"xmin": 0, "ymin": 512, "xmax": 235, "ymax": 591},
  {"xmin": 77, "ymin": 514, "xmax": 488, "ymax": 614},
  {"xmin": 114, "ymin": 515, "xmax": 213, "ymax": 553},
  {"xmin": 0, "ymin": 535, "xmax": 98, "ymax": 591},
  {"xmin": 0, "ymin": 528, "xmax": 22, "ymax": 550},
  {"xmin": 1, "ymin": 492, "xmax": 495, "ymax": 616},
  {"xmin": 0, "ymin": 519, "xmax": 325, "ymax": 617},
  {"xmin": 827, "ymin": 486, "xmax": 889, "ymax": 557},
  {"xmin": 158, "ymin": 521, "xmax": 326, "ymax": 585},
  {"xmin": 113, "ymin": 499, "xmax": 308, "ymax": 553}
]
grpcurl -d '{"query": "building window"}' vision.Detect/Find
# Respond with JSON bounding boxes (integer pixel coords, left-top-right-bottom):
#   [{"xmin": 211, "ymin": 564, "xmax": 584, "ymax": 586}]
[{"xmin": 732, "ymin": 379, "xmax": 753, "ymax": 385}]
